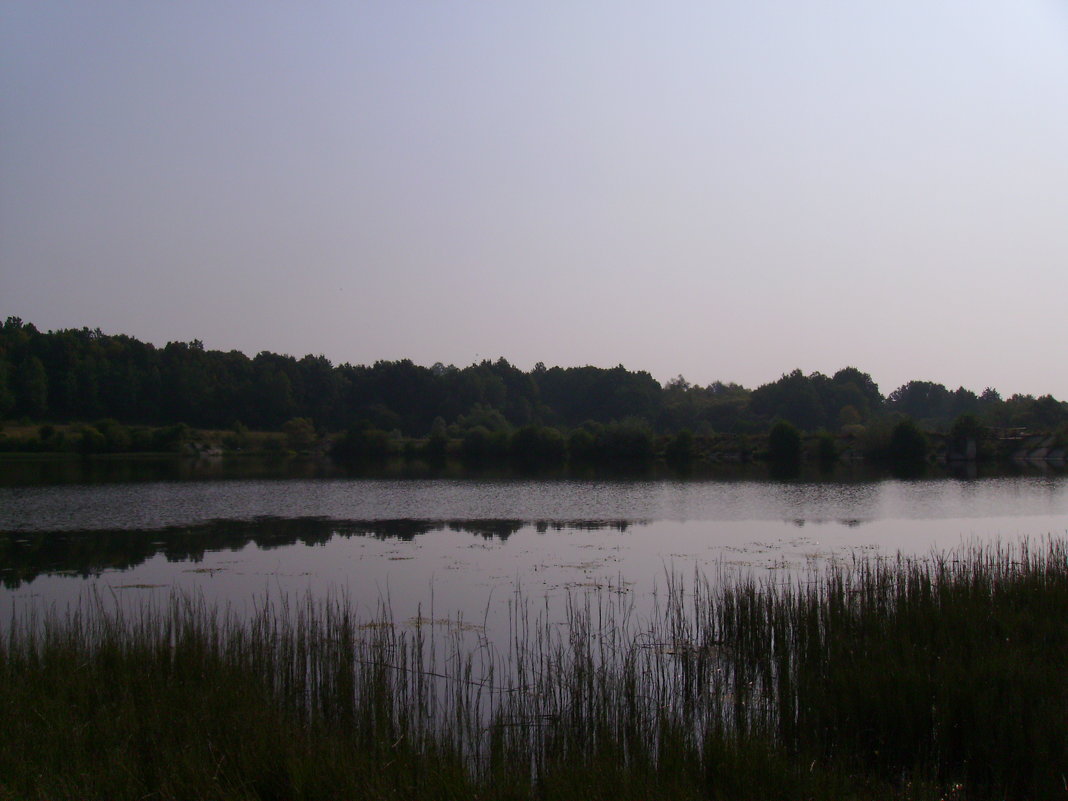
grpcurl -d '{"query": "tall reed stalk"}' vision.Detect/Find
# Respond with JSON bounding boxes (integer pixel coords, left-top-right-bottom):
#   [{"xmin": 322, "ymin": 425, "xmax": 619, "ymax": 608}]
[{"xmin": 2, "ymin": 539, "xmax": 1066, "ymax": 800}]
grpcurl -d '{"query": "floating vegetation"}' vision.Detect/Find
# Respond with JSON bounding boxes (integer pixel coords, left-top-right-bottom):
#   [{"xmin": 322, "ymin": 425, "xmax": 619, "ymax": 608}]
[
  {"xmin": 111, "ymin": 583, "xmax": 169, "ymax": 590},
  {"xmin": 406, "ymin": 615, "xmax": 485, "ymax": 633},
  {"xmin": 1, "ymin": 539, "xmax": 1067, "ymax": 799}
]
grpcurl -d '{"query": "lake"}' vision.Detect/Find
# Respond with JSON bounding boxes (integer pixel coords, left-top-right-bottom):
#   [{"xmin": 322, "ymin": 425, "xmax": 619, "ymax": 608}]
[{"xmin": 3, "ymin": 458, "xmax": 1068, "ymax": 644}]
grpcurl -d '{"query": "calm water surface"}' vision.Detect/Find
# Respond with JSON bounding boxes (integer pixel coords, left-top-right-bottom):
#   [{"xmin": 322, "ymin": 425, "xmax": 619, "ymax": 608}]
[{"xmin": 3, "ymin": 463, "xmax": 1068, "ymax": 642}]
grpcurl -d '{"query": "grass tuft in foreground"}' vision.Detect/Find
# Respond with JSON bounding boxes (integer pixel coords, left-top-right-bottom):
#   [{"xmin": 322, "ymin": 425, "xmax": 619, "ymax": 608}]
[{"xmin": 2, "ymin": 539, "xmax": 1067, "ymax": 800}]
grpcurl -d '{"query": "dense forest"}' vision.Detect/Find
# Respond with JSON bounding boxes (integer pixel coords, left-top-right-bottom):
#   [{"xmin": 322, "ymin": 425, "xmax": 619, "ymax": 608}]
[{"xmin": 0, "ymin": 317, "xmax": 1065, "ymax": 442}]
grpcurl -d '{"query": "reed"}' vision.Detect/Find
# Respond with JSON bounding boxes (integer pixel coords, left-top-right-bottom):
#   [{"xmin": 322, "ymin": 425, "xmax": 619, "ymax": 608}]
[{"xmin": 2, "ymin": 539, "xmax": 1066, "ymax": 800}]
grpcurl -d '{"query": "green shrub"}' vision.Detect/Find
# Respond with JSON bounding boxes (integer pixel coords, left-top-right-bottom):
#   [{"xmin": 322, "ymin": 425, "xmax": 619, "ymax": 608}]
[
  {"xmin": 510, "ymin": 425, "xmax": 566, "ymax": 466},
  {"xmin": 665, "ymin": 429, "xmax": 695, "ymax": 464},
  {"xmin": 151, "ymin": 423, "xmax": 190, "ymax": 453},
  {"xmin": 77, "ymin": 426, "xmax": 107, "ymax": 454},
  {"xmin": 596, "ymin": 419, "xmax": 654, "ymax": 462},
  {"xmin": 567, "ymin": 426, "xmax": 599, "ymax": 462},
  {"xmin": 92, "ymin": 419, "xmax": 132, "ymax": 453},
  {"xmin": 815, "ymin": 430, "xmax": 837, "ymax": 464},
  {"xmin": 282, "ymin": 417, "xmax": 317, "ymax": 451},
  {"xmin": 888, "ymin": 418, "xmax": 928, "ymax": 464},
  {"xmin": 460, "ymin": 426, "xmax": 509, "ymax": 462},
  {"xmin": 331, "ymin": 426, "xmax": 391, "ymax": 463},
  {"xmin": 767, "ymin": 420, "xmax": 802, "ymax": 463}
]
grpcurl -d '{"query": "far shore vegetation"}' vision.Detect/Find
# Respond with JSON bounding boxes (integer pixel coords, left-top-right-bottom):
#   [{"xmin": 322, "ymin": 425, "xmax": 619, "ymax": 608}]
[
  {"xmin": 3, "ymin": 539, "xmax": 1067, "ymax": 800},
  {"xmin": 1, "ymin": 317, "xmax": 1066, "ymax": 467}
]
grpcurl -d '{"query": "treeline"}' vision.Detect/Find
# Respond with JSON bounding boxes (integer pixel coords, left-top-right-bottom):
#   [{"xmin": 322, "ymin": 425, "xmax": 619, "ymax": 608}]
[{"xmin": 1, "ymin": 317, "xmax": 1066, "ymax": 439}]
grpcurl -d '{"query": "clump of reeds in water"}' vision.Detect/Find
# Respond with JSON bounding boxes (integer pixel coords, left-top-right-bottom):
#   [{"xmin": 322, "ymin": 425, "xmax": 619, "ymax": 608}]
[
  {"xmin": 2, "ymin": 539, "xmax": 1067, "ymax": 800},
  {"xmin": 734, "ymin": 538, "xmax": 1068, "ymax": 800}
]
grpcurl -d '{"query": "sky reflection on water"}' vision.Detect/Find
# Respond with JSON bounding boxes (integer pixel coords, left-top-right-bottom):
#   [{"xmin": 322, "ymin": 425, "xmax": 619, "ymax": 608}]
[
  {"xmin": 2, "ymin": 475, "xmax": 1067, "ymax": 644},
  {"xmin": 3, "ymin": 474, "xmax": 1068, "ymax": 532}
]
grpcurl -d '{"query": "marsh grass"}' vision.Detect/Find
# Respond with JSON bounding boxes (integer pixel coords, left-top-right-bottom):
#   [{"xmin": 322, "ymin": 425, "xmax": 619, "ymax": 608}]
[{"xmin": 2, "ymin": 540, "xmax": 1067, "ymax": 800}]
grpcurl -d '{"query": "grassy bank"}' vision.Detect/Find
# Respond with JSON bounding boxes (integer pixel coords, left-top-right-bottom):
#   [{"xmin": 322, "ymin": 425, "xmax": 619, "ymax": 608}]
[{"xmin": 3, "ymin": 540, "xmax": 1067, "ymax": 800}]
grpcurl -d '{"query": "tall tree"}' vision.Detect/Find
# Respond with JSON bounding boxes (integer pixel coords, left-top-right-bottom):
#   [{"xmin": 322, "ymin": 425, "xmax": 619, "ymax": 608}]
[
  {"xmin": 16, "ymin": 356, "xmax": 48, "ymax": 418},
  {"xmin": 0, "ymin": 359, "xmax": 14, "ymax": 418}
]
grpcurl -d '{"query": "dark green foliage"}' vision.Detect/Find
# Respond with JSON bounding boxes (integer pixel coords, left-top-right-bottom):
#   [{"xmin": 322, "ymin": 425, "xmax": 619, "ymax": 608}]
[
  {"xmin": 422, "ymin": 416, "xmax": 449, "ymax": 461},
  {"xmin": 150, "ymin": 423, "xmax": 190, "ymax": 452},
  {"xmin": 815, "ymin": 430, "xmax": 837, "ymax": 464},
  {"xmin": 596, "ymin": 418, "xmax": 655, "ymax": 462},
  {"xmin": 261, "ymin": 435, "xmax": 285, "ymax": 452},
  {"xmin": 830, "ymin": 367, "xmax": 883, "ymax": 420},
  {"xmin": 510, "ymin": 424, "xmax": 566, "ymax": 466},
  {"xmin": 460, "ymin": 426, "xmax": 509, "ymax": 463},
  {"xmin": 223, "ymin": 421, "xmax": 252, "ymax": 451},
  {"xmin": 948, "ymin": 413, "xmax": 985, "ymax": 459},
  {"xmin": 887, "ymin": 418, "xmax": 928, "ymax": 464},
  {"xmin": 861, "ymin": 417, "xmax": 929, "ymax": 465},
  {"xmin": 659, "ymin": 378, "xmax": 758, "ymax": 434},
  {"xmin": 665, "ymin": 429, "xmax": 695, "ymax": 464},
  {"xmin": 562, "ymin": 420, "xmax": 657, "ymax": 465},
  {"xmin": 751, "ymin": 370, "xmax": 825, "ymax": 430},
  {"xmin": 1, "ymin": 318, "xmax": 1066, "ymax": 442},
  {"xmin": 996, "ymin": 394, "xmax": 1068, "ymax": 430},
  {"xmin": 76, "ymin": 424, "xmax": 107, "ymax": 454},
  {"xmin": 949, "ymin": 412, "xmax": 982, "ymax": 442},
  {"xmin": 0, "ymin": 358, "xmax": 14, "ymax": 417},
  {"xmin": 282, "ymin": 417, "xmax": 317, "ymax": 451},
  {"xmin": 455, "ymin": 402, "xmax": 511, "ymax": 433},
  {"xmin": 422, "ymin": 431, "xmax": 449, "ymax": 461},
  {"xmin": 92, "ymin": 418, "xmax": 132, "ymax": 452},
  {"xmin": 16, "ymin": 355, "xmax": 48, "ymax": 417},
  {"xmin": 536, "ymin": 364, "xmax": 661, "ymax": 427},
  {"xmin": 0, "ymin": 419, "xmax": 156, "ymax": 455},
  {"xmin": 750, "ymin": 368, "xmax": 884, "ymax": 431},
  {"xmin": 330, "ymin": 425, "xmax": 392, "ymax": 463},
  {"xmin": 567, "ymin": 427, "xmax": 597, "ymax": 462},
  {"xmin": 767, "ymin": 420, "xmax": 802, "ymax": 463},
  {"xmin": 886, "ymin": 381, "xmax": 985, "ymax": 428}
]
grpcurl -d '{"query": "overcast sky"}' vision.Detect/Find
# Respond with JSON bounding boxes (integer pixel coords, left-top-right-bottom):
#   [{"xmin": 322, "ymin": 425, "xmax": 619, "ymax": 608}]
[{"xmin": 2, "ymin": 1, "xmax": 1067, "ymax": 399}]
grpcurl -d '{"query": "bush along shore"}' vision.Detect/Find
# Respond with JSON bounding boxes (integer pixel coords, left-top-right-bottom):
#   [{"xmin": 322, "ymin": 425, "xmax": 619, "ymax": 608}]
[
  {"xmin": 1, "ymin": 415, "xmax": 1065, "ymax": 471},
  {"xmin": 3, "ymin": 539, "xmax": 1068, "ymax": 800}
]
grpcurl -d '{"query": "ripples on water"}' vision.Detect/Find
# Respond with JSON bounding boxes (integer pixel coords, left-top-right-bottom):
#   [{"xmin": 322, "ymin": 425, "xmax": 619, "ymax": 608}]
[
  {"xmin": 4, "ymin": 474, "xmax": 1068, "ymax": 531},
  {"xmin": 2, "ymin": 469, "xmax": 1067, "ymax": 644}
]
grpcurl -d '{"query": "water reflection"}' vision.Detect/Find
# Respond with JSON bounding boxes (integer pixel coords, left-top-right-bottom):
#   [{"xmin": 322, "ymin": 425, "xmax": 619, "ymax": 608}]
[
  {"xmin": 5, "ymin": 473, "xmax": 1068, "ymax": 535},
  {"xmin": 0, "ymin": 517, "xmax": 641, "ymax": 589},
  {"xmin": 4, "ymin": 512, "xmax": 1068, "ymax": 653},
  {"xmin": 2, "ymin": 454, "xmax": 1062, "ymax": 488},
  {"xmin": 2, "ymin": 462, "xmax": 1067, "ymax": 640}
]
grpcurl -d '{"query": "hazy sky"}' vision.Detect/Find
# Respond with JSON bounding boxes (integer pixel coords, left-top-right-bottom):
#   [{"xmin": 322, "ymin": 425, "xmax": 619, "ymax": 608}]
[{"xmin": 3, "ymin": 1, "xmax": 1067, "ymax": 399}]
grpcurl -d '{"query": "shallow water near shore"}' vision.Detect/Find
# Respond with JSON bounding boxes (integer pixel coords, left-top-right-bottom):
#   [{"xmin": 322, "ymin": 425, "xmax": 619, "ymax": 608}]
[{"xmin": 3, "ymin": 459, "xmax": 1067, "ymax": 646}]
